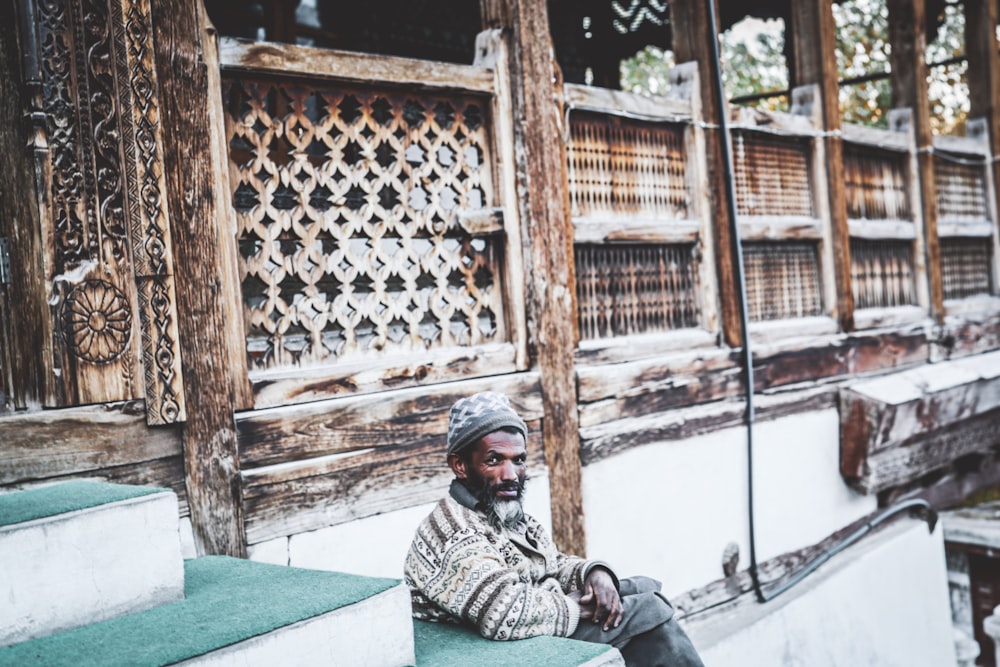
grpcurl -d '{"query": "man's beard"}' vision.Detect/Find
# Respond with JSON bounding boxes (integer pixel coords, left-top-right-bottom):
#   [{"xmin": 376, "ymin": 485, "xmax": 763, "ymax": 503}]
[{"xmin": 464, "ymin": 471, "xmax": 527, "ymax": 531}]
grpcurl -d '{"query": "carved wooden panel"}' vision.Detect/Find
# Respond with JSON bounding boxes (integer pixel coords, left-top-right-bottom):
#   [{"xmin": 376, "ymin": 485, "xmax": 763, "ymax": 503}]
[
  {"xmin": 574, "ymin": 243, "xmax": 698, "ymax": 340},
  {"xmin": 743, "ymin": 242, "xmax": 822, "ymax": 321},
  {"xmin": 31, "ymin": 0, "xmax": 184, "ymax": 422},
  {"xmin": 844, "ymin": 145, "xmax": 913, "ymax": 220},
  {"xmin": 942, "ymin": 238, "xmax": 994, "ymax": 299},
  {"xmin": 850, "ymin": 239, "xmax": 918, "ymax": 309},
  {"xmin": 567, "ymin": 112, "xmax": 689, "ymax": 220},
  {"xmin": 221, "ymin": 76, "xmax": 504, "ymax": 371},
  {"xmin": 732, "ymin": 131, "xmax": 813, "ymax": 217},
  {"xmin": 936, "ymin": 158, "xmax": 989, "ymax": 222}
]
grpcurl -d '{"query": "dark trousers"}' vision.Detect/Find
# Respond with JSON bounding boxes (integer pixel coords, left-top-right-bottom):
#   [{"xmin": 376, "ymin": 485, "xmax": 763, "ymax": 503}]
[{"xmin": 570, "ymin": 576, "xmax": 705, "ymax": 667}]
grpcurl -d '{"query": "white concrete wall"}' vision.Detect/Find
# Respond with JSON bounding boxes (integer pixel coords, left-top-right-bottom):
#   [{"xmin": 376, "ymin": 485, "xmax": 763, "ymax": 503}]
[
  {"xmin": 250, "ymin": 473, "xmax": 553, "ymax": 579},
  {"xmin": 687, "ymin": 520, "xmax": 956, "ymax": 667},
  {"xmin": 581, "ymin": 409, "xmax": 877, "ymax": 596}
]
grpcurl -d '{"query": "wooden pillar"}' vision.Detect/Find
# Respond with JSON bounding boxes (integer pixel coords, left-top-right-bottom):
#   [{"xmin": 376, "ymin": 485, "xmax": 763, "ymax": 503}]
[
  {"xmin": 480, "ymin": 0, "xmax": 586, "ymax": 555},
  {"xmin": 791, "ymin": 1, "xmax": 855, "ymax": 332},
  {"xmin": 669, "ymin": 0, "xmax": 742, "ymax": 348},
  {"xmin": 965, "ymin": 0, "xmax": 1000, "ymax": 289},
  {"xmin": 888, "ymin": 0, "xmax": 945, "ymax": 322},
  {"xmin": 150, "ymin": 0, "xmax": 245, "ymax": 557}
]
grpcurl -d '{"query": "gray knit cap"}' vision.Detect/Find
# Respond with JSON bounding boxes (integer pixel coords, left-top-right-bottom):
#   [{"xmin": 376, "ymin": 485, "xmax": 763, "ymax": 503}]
[{"xmin": 447, "ymin": 391, "xmax": 528, "ymax": 455}]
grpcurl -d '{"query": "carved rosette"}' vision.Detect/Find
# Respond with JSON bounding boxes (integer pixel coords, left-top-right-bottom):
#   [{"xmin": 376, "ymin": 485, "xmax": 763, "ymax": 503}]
[{"xmin": 62, "ymin": 279, "xmax": 132, "ymax": 364}]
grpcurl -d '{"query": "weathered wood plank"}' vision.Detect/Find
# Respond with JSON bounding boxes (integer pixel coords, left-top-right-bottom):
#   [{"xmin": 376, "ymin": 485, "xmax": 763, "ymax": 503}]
[
  {"xmin": 729, "ymin": 105, "xmax": 818, "ymax": 135},
  {"xmin": 847, "ymin": 219, "xmax": 919, "ymax": 240},
  {"xmin": 151, "ymin": 0, "xmax": 244, "ymax": 557},
  {"xmin": 737, "ymin": 216, "xmax": 823, "ymax": 242},
  {"xmin": 842, "ymin": 123, "xmax": 911, "ymax": 151},
  {"xmin": 250, "ymin": 343, "xmax": 518, "ymax": 410},
  {"xmin": 481, "ymin": 0, "xmax": 586, "ymax": 555},
  {"xmin": 574, "ymin": 328, "xmax": 717, "ymax": 367},
  {"xmin": 238, "ymin": 372, "xmax": 542, "ymax": 468},
  {"xmin": 851, "ymin": 408, "xmax": 1000, "ymax": 494},
  {"xmin": 572, "ymin": 218, "xmax": 701, "ymax": 244},
  {"xmin": 242, "ymin": 427, "xmax": 546, "ymax": 545},
  {"xmin": 563, "ymin": 82, "xmax": 692, "ymax": 121},
  {"xmin": 218, "ymin": 38, "xmax": 495, "ymax": 93},
  {"xmin": 0, "ymin": 404, "xmax": 182, "ymax": 484},
  {"xmin": 935, "ymin": 309, "xmax": 1000, "ymax": 359},
  {"xmin": 580, "ymin": 388, "xmax": 837, "ymax": 467}
]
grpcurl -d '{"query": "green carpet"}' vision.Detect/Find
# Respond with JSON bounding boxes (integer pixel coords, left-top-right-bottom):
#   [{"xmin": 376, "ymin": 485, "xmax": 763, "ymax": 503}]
[
  {"xmin": 0, "ymin": 481, "xmax": 165, "ymax": 528},
  {"xmin": 413, "ymin": 619, "xmax": 617, "ymax": 666},
  {"xmin": 0, "ymin": 556, "xmax": 401, "ymax": 666}
]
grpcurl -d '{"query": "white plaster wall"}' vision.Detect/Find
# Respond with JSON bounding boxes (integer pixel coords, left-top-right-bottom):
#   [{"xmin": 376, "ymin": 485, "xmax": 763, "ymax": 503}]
[
  {"xmin": 274, "ymin": 473, "xmax": 553, "ymax": 578},
  {"xmin": 581, "ymin": 410, "xmax": 877, "ymax": 596},
  {"xmin": 688, "ymin": 520, "xmax": 956, "ymax": 667}
]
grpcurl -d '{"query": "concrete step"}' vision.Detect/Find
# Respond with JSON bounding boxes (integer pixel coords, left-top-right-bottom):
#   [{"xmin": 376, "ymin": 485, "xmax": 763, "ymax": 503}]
[
  {"xmin": 0, "ymin": 481, "xmax": 185, "ymax": 646},
  {"xmin": 0, "ymin": 556, "xmax": 415, "ymax": 667},
  {"xmin": 413, "ymin": 619, "xmax": 624, "ymax": 667}
]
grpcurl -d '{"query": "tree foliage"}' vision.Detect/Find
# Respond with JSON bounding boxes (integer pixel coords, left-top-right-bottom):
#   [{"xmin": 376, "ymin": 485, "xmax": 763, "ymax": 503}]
[{"xmin": 619, "ymin": 0, "xmax": 968, "ymax": 135}]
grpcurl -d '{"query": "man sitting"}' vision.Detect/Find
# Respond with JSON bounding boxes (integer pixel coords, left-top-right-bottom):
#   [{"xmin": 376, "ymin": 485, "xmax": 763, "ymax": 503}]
[{"xmin": 404, "ymin": 391, "xmax": 704, "ymax": 667}]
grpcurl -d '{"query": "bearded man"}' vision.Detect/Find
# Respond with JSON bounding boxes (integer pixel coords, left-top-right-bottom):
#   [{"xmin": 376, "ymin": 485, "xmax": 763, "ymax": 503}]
[{"xmin": 404, "ymin": 391, "xmax": 704, "ymax": 667}]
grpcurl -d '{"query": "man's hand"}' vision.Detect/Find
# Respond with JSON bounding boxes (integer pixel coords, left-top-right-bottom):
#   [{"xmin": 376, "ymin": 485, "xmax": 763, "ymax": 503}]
[{"xmin": 578, "ymin": 568, "xmax": 622, "ymax": 631}]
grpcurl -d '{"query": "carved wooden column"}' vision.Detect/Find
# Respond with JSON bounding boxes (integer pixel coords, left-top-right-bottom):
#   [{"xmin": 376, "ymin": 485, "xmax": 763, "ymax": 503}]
[
  {"xmin": 669, "ymin": 0, "xmax": 742, "ymax": 348},
  {"xmin": 480, "ymin": 0, "xmax": 586, "ymax": 555},
  {"xmin": 888, "ymin": 0, "xmax": 945, "ymax": 322},
  {"xmin": 150, "ymin": 0, "xmax": 245, "ymax": 556},
  {"xmin": 791, "ymin": 0, "xmax": 855, "ymax": 332}
]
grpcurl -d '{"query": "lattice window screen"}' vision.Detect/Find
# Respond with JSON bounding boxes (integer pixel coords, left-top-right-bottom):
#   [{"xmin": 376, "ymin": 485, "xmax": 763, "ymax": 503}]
[
  {"xmin": 732, "ymin": 131, "xmax": 812, "ymax": 217},
  {"xmin": 935, "ymin": 158, "xmax": 989, "ymax": 221},
  {"xmin": 942, "ymin": 238, "xmax": 994, "ymax": 299},
  {"xmin": 743, "ymin": 242, "xmax": 822, "ymax": 321},
  {"xmin": 222, "ymin": 77, "xmax": 504, "ymax": 370},
  {"xmin": 567, "ymin": 112, "xmax": 689, "ymax": 219},
  {"xmin": 575, "ymin": 243, "xmax": 699, "ymax": 339},
  {"xmin": 850, "ymin": 239, "xmax": 918, "ymax": 309},
  {"xmin": 843, "ymin": 145, "xmax": 912, "ymax": 220}
]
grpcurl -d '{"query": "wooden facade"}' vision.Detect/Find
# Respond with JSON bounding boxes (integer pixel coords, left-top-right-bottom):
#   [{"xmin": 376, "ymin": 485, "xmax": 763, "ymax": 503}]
[{"xmin": 2, "ymin": 0, "xmax": 1000, "ymax": 568}]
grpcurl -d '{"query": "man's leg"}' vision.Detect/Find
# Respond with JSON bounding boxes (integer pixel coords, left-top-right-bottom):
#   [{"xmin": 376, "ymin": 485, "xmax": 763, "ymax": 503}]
[{"xmin": 570, "ymin": 576, "xmax": 704, "ymax": 667}]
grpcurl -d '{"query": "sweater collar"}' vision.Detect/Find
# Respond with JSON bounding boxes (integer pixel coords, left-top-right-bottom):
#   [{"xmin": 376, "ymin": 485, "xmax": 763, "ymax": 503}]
[{"xmin": 449, "ymin": 478, "xmax": 481, "ymax": 511}]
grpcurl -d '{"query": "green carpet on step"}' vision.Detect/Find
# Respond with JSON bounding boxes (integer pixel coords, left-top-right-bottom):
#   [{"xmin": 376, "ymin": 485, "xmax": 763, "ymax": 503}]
[
  {"xmin": 0, "ymin": 556, "xmax": 400, "ymax": 667},
  {"xmin": 413, "ymin": 619, "xmax": 617, "ymax": 666},
  {"xmin": 0, "ymin": 481, "xmax": 165, "ymax": 528}
]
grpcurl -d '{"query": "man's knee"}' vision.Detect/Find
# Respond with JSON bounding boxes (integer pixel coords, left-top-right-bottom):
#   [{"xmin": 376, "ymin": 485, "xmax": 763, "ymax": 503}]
[{"xmin": 621, "ymin": 617, "xmax": 705, "ymax": 667}]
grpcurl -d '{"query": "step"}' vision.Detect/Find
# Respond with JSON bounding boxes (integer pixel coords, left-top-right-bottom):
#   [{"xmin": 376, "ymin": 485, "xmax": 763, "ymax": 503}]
[
  {"xmin": 413, "ymin": 619, "xmax": 625, "ymax": 667},
  {"xmin": 0, "ymin": 556, "xmax": 415, "ymax": 667},
  {"xmin": 0, "ymin": 481, "xmax": 185, "ymax": 646}
]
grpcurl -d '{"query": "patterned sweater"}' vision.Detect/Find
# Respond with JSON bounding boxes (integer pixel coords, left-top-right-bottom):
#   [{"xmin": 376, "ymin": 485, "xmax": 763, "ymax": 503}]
[{"xmin": 404, "ymin": 483, "xmax": 611, "ymax": 641}]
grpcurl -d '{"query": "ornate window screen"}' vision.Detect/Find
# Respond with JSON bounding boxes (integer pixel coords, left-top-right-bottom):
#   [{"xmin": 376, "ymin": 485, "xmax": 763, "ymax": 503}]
[
  {"xmin": 222, "ymin": 76, "xmax": 504, "ymax": 371},
  {"xmin": 941, "ymin": 238, "xmax": 994, "ymax": 299},
  {"xmin": 567, "ymin": 112, "xmax": 689, "ymax": 220},
  {"xmin": 850, "ymin": 239, "xmax": 918, "ymax": 309},
  {"xmin": 743, "ymin": 242, "xmax": 823, "ymax": 321},
  {"xmin": 844, "ymin": 145, "xmax": 912, "ymax": 221},
  {"xmin": 732, "ymin": 131, "xmax": 813, "ymax": 217},
  {"xmin": 935, "ymin": 158, "xmax": 989, "ymax": 222},
  {"xmin": 575, "ymin": 243, "xmax": 698, "ymax": 340}
]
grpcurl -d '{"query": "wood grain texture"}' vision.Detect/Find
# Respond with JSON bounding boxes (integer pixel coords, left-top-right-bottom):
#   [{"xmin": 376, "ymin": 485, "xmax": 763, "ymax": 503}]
[
  {"xmin": 219, "ymin": 38, "xmax": 495, "ymax": 93},
  {"xmin": 888, "ymin": 0, "xmax": 944, "ymax": 321},
  {"xmin": 480, "ymin": 0, "xmax": 586, "ymax": 555},
  {"xmin": 151, "ymin": 0, "xmax": 244, "ymax": 557}
]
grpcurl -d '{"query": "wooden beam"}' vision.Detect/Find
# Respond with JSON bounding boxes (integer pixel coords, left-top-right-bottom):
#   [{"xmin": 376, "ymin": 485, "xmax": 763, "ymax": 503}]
[
  {"xmin": 791, "ymin": 0, "xmax": 855, "ymax": 331},
  {"xmin": 670, "ymin": 0, "xmax": 741, "ymax": 349},
  {"xmin": 150, "ymin": 0, "xmax": 245, "ymax": 557},
  {"xmin": 887, "ymin": 0, "xmax": 945, "ymax": 322},
  {"xmin": 480, "ymin": 0, "xmax": 586, "ymax": 555}
]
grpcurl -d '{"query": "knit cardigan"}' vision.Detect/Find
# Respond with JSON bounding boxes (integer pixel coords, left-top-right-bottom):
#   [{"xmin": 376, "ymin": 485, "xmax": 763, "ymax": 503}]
[{"xmin": 405, "ymin": 491, "xmax": 605, "ymax": 641}]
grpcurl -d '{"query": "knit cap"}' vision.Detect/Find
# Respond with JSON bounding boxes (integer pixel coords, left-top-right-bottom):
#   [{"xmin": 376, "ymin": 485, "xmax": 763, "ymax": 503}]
[{"xmin": 447, "ymin": 391, "xmax": 528, "ymax": 455}]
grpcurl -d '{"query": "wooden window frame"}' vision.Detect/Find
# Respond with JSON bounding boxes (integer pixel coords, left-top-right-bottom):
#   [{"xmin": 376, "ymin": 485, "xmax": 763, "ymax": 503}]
[
  {"xmin": 563, "ymin": 71, "xmax": 721, "ymax": 363},
  {"xmin": 216, "ymin": 37, "xmax": 529, "ymax": 410},
  {"xmin": 842, "ymin": 116, "xmax": 931, "ymax": 330},
  {"xmin": 933, "ymin": 122, "xmax": 1000, "ymax": 315}
]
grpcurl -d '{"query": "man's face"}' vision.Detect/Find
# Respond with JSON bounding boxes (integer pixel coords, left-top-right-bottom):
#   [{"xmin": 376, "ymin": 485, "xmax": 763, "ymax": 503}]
[{"xmin": 449, "ymin": 429, "xmax": 527, "ymax": 528}]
